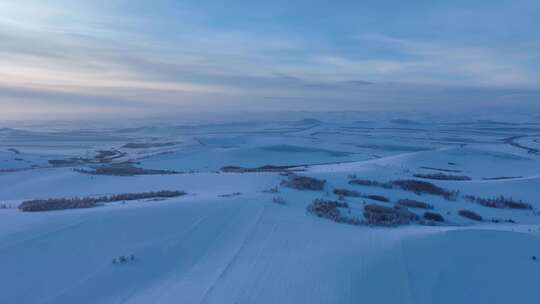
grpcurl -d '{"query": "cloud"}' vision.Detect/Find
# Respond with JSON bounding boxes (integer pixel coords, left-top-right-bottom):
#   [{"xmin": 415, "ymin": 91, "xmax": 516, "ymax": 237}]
[
  {"xmin": 355, "ymin": 34, "xmax": 539, "ymax": 88},
  {"xmin": 346, "ymin": 80, "xmax": 373, "ymax": 86},
  {"xmin": 0, "ymin": 1, "xmax": 539, "ymax": 120}
]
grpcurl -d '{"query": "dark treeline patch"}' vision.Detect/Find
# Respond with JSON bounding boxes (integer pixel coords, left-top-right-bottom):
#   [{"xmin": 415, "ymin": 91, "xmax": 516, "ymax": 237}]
[
  {"xmin": 458, "ymin": 209, "xmax": 483, "ymax": 221},
  {"xmin": 423, "ymin": 211, "xmax": 444, "ymax": 222},
  {"xmin": 0, "ymin": 168, "xmax": 25, "ymax": 173},
  {"xmin": 221, "ymin": 165, "xmax": 303, "ymax": 173},
  {"xmin": 333, "ymin": 189, "xmax": 389, "ymax": 202},
  {"xmin": 333, "ymin": 188, "xmax": 362, "ymax": 197},
  {"xmin": 491, "ymin": 218, "xmax": 516, "ymax": 224},
  {"xmin": 349, "ymin": 178, "xmax": 456, "ymax": 199},
  {"xmin": 18, "ymin": 190, "xmax": 186, "ymax": 212},
  {"xmin": 272, "ymin": 196, "xmax": 287, "ymax": 205},
  {"xmin": 122, "ymin": 142, "xmax": 179, "ymax": 149},
  {"xmin": 93, "ymin": 150, "xmax": 127, "ymax": 163},
  {"xmin": 347, "ymin": 176, "xmax": 531, "ymax": 211},
  {"xmin": 106, "ymin": 191, "xmax": 185, "ymax": 202},
  {"xmin": 348, "ymin": 176, "xmax": 458, "ymax": 200},
  {"xmin": 355, "ymin": 144, "xmax": 430, "ymax": 152},
  {"xmin": 48, "ymin": 150, "xmax": 125, "ymax": 166},
  {"xmin": 464, "ymin": 195, "xmax": 532, "ymax": 210},
  {"xmin": 75, "ymin": 164, "xmax": 179, "ymax": 176},
  {"xmin": 391, "ymin": 179, "xmax": 456, "ymax": 199},
  {"xmin": 413, "ymin": 173, "xmax": 471, "ymax": 181},
  {"xmin": 20, "ymin": 197, "xmax": 98, "ymax": 211},
  {"xmin": 366, "ymin": 194, "xmax": 390, "ymax": 202},
  {"xmin": 306, "ymin": 199, "xmax": 360, "ymax": 225},
  {"xmin": 482, "ymin": 176, "xmax": 522, "ymax": 180},
  {"xmin": 363, "ymin": 204, "xmax": 418, "ymax": 226},
  {"xmin": 397, "ymin": 199, "xmax": 433, "ymax": 209},
  {"xmin": 218, "ymin": 192, "xmax": 241, "ymax": 198},
  {"xmin": 49, "ymin": 158, "xmax": 87, "ymax": 166},
  {"xmin": 348, "ymin": 178, "xmax": 393, "ymax": 189},
  {"xmin": 419, "ymin": 166, "xmax": 462, "ymax": 173},
  {"xmin": 95, "ymin": 150, "xmax": 120, "ymax": 161},
  {"xmin": 281, "ymin": 175, "xmax": 326, "ymax": 190}
]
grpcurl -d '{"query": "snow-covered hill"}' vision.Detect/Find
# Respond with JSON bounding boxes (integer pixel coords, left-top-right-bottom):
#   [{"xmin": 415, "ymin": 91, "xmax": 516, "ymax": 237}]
[{"xmin": 1, "ymin": 118, "xmax": 539, "ymax": 303}]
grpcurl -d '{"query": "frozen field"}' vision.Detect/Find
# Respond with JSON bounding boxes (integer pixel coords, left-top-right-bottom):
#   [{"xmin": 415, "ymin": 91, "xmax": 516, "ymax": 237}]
[{"xmin": 1, "ymin": 117, "xmax": 540, "ymax": 303}]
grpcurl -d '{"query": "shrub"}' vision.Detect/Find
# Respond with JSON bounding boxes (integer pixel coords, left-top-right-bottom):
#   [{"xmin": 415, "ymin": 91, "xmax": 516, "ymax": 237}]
[
  {"xmin": 75, "ymin": 164, "xmax": 179, "ymax": 176},
  {"xmin": 112, "ymin": 254, "xmax": 135, "ymax": 264},
  {"xmin": 218, "ymin": 192, "xmax": 242, "ymax": 198},
  {"xmin": 18, "ymin": 197, "xmax": 99, "ymax": 212},
  {"xmin": 363, "ymin": 204, "xmax": 418, "ymax": 226},
  {"xmin": 306, "ymin": 199, "xmax": 349, "ymax": 221},
  {"xmin": 336, "ymin": 216, "xmax": 362, "ymax": 226},
  {"xmin": 423, "ymin": 211, "xmax": 444, "ymax": 222},
  {"xmin": 491, "ymin": 218, "xmax": 516, "ymax": 224},
  {"xmin": 464, "ymin": 195, "xmax": 532, "ymax": 210},
  {"xmin": 333, "ymin": 188, "xmax": 362, "ymax": 197},
  {"xmin": 482, "ymin": 176, "xmax": 522, "ymax": 180},
  {"xmin": 413, "ymin": 173, "xmax": 471, "ymax": 181},
  {"xmin": 397, "ymin": 199, "xmax": 433, "ymax": 209},
  {"xmin": 122, "ymin": 142, "xmax": 177, "ymax": 148},
  {"xmin": 49, "ymin": 158, "xmax": 85, "ymax": 166},
  {"xmin": 391, "ymin": 179, "xmax": 455, "ymax": 199},
  {"xmin": 458, "ymin": 209, "xmax": 483, "ymax": 221},
  {"xmin": 306, "ymin": 199, "xmax": 361, "ymax": 225},
  {"xmin": 281, "ymin": 175, "xmax": 326, "ymax": 191},
  {"xmin": 272, "ymin": 196, "xmax": 287, "ymax": 205},
  {"xmin": 366, "ymin": 194, "xmax": 389, "ymax": 202},
  {"xmin": 104, "ymin": 191, "xmax": 185, "ymax": 202},
  {"xmin": 18, "ymin": 190, "xmax": 186, "ymax": 212},
  {"xmin": 419, "ymin": 166, "xmax": 462, "ymax": 173},
  {"xmin": 221, "ymin": 165, "xmax": 300, "ymax": 173},
  {"xmin": 349, "ymin": 179, "xmax": 393, "ymax": 189},
  {"xmin": 263, "ymin": 186, "xmax": 279, "ymax": 193},
  {"xmin": 333, "ymin": 189, "xmax": 389, "ymax": 202}
]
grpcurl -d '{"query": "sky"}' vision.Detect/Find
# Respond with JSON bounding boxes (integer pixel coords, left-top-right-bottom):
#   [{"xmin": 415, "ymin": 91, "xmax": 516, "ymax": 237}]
[{"xmin": 1, "ymin": 0, "xmax": 539, "ymax": 120}]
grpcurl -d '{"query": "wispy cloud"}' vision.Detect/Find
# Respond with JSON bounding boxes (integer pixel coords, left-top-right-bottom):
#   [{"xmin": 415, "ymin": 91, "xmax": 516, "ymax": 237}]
[
  {"xmin": 308, "ymin": 34, "xmax": 539, "ymax": 88},
  {"xmin": 369, "ymin": 35, "xmax": 538, "ymax": 87},
  {"xmin": 0, "ymin": 1, "xmax": 539, "ymax": 119}
]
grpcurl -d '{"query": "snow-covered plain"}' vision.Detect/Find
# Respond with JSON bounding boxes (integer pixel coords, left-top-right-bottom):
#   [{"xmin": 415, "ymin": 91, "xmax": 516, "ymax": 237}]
[{"xmin": 1, "ymin": 117, "xmax": 540, "ymax": 303}]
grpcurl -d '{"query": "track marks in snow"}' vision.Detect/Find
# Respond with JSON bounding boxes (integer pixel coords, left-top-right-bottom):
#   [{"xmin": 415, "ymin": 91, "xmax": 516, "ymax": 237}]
[
  {"xmin": 110, "ymin": 201, "xmax": 264, "ymax": 304},
  {"xmin": 0, "ymin": 218, "xmax": 89, "ymax": 253},
  {"xmin": 198, "ymin": 205, "xmax": 267, "ymax": 304}
]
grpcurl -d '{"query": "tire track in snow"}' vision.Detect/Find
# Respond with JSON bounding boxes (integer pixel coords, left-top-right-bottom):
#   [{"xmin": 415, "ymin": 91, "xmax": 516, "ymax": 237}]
[
  {"xmin": 116, "ymin": 214, "xmax": 213, "ymax": 304},
  {"xmin": 115, "ymin": 202, "xmax": 250, "ymax": 304},
  {"xmin": 397, "ymin": 238, "xmax": 415, "ymax": 304},
  {"xmin": 44, "ymin": 215, "xmax": 210, "ymax": 304},
  {"xmin": 234, "ymin": 222, "xmax": 278, "ymax": 302},
  {"xmin": 0, "ymin": 218, "xmax": 89, "ymax": 253},
  {"xmin": 198, "ymin": 204, "xmax": 267, "ymax": 304}
]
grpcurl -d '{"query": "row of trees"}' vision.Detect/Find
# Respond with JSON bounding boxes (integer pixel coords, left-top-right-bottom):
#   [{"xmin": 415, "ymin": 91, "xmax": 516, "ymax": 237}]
[{"xmin": 19, "ymin": 190, "xmax": 186, "ymax": 212}]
